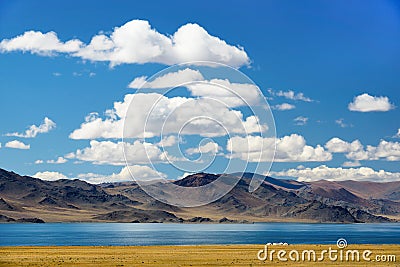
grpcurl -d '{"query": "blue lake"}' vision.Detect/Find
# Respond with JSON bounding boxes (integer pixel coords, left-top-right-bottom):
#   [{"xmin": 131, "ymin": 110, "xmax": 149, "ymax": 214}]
[{"xmin": 0, "ymin": 223, "xmax": 399, "ymax": 246}]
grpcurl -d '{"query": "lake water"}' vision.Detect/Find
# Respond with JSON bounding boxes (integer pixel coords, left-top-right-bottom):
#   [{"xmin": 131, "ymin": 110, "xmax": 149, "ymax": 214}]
[{"xmin": 0, "ymin": 223, "xmax": 399, "ymax": 246}]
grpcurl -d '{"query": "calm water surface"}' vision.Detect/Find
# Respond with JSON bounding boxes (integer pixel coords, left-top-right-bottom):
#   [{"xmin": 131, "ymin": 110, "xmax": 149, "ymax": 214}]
[{"xmin": 0, "ymin": 223, "xmax": 399, "ymax": 246}]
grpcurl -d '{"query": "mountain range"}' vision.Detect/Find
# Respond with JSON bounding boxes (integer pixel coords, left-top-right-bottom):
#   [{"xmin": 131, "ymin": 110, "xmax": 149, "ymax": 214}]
[{"xmin": 0, "ymin": 168, "xmax": 399, "ymax": 223}]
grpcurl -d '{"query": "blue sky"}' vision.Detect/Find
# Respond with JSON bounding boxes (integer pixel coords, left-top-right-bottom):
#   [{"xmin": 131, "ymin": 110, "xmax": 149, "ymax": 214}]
[{"xmin": 0, "ymin": 0, "xmax": 399, "ymax": 183}]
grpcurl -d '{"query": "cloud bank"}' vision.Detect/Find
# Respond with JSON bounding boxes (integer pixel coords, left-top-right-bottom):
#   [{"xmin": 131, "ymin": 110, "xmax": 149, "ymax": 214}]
[
  {"xmin": 66, "ymin": 140, "xmax": 174, "ymax": 166},
  {"xmin": 69, "ymin": 93, "xmax": 266, "ymax": 139},
  {"xmin": 325, "ymin": 137, "xmax": 400, "ymax": 161},
  {"xmin": 0, "ymin": 20, "xmax": 250, "ymax": 68},
  {"xmin": 227, "ymin": 134, "xmax": 332, "ymax": 162},
  {"xmin": 272, "ymin": 165, "xmax": 400, "ymax": 182}
]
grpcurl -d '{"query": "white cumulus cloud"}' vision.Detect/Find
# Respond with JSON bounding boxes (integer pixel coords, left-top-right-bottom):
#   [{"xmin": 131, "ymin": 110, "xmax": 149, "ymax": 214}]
[
  {"xmin": 70, "ymin": 93, "xmax": 266, "ymax": 139},
  {"xmin": 47, "ymin": 157, "xmax": 67, "ymax": 164},
  {"xmin": 186, "ymin": 141, "xmax": 222, "ymax": 155},
  {"xmin": 272, "ymin": 165, "xmax": 400, "ymax": 182},
  {"xmin": 69, "ymin": 111, "xmax": 124, "ymax": 139},
  {"xmin": 33, "ymin": 171, "xmax": 68, "ymax": 181},
  {"xmin": 1, "ymin": 20, "xmax": 250, "ymax": 68},
  {"xmin": 66, "ymin": 140, "xmax": 175, "ymax": 166},
  {"xmin": 227, "ymin": 134, "xmax": 332, "ymax": 162},
  {"xmin": 325, "ymin": 137, "xmax": 400, "ymax": 161},
  {"xmin": 348, "ymin": 93, "xmax": 395, "ymax": 112},
  {"xmin": 77, "ymin": 165, "xmax": 166, "ymax": 184},
  {"xmin": 5, "ymin": 117, "xmax": 56, "ymax": 138},
  {"xmin": 325, "ymin": 137, "xmax": 363, "ymax": 153},
  {"xmin": 0, "ymin": 31, "xmax": 82, "ymax": 55},
  {"xmin": 129, "ymin": 69, "xmax": 263, "ymax": 108},
  {"xmin": 5, "ymin": 140, "xmax": 30, "ymax": 149},
  {"xmin": 272, "ymin": 103, "xmax": 295, "ymax": 111}
]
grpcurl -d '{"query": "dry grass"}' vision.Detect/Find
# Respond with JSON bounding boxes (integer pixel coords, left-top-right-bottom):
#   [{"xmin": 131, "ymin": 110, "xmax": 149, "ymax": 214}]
[{"xmin": 0, "ymin": 244, "xmax": 399, "ymax": 266}]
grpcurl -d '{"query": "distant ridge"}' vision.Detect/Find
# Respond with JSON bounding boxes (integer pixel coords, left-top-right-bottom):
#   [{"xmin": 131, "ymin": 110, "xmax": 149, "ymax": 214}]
[
  {"xmin": 230, "ymin": 172, "xmax": 307, "ymax": 190},
  {"xmin": 0, "ymin": 168, "xmax": 399, "ymax": 223}
]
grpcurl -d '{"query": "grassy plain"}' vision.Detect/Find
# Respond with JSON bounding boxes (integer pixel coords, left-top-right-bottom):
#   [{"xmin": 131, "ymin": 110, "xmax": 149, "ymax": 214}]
[{"xmin": 0, "ymin": 244, "xmax": 399, "ymax": 266}]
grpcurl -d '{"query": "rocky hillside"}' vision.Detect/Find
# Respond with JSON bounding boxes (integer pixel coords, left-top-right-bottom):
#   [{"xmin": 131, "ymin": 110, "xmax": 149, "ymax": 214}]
[{"xmin": 0, "ymin": 168, "xmax": 398, "ymax": 223}]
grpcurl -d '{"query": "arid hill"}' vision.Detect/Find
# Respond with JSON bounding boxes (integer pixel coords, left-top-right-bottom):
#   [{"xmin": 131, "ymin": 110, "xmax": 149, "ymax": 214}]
[{"xmin": 0, "ymin": 168, "xmax": 398, "ymax": 223}]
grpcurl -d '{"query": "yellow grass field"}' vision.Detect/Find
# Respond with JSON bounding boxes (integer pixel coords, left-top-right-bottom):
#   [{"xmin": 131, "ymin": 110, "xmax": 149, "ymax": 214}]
[{"xmin": 0, "ymin": 244, "xmax": 399, "ymax": 266}]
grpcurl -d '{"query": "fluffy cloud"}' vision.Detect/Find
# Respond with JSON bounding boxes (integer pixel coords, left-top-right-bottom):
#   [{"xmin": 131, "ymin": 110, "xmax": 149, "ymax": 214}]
[
  {"xmin": 69, "ymin": 111, "xmax": 124, "ymax": 139},
  {"xmin": 5, "ymin": 140, "xmax": 30, "ymax": 149},
  {"xmin": 369, "ymin": 140, "xmax": 400, "ymax": 161},
  {"xmin": 186, "ymin": 141, "xmax": 222, "ymax": 155},
  {"xmin": 5, "ymin": 117, "xmax": 56, "ymax": 138},
  {"xmin": 325, "ymin": 137, "xmax": 400, "ymax": 161},
  {"xmin": 129, "ymin": 69, "xmax": 263, "ymax": 108},
  {"xmin": 348, "ymin": 93, "xmax": 395, "ymax": 112},
  {"xmin": 70, "ymin": 93, "xmax": 266, "ymax": 139},
  {"xmin": 242, "ymin": 116, "xmax": 268, "ymax": 133},
  {"xmin": 268, "ymin": 89, "xmax": 313, "ymax": 102},
  {"xmin": 1, "ymin": 20, "xmax": 250, "ymax": 68},
  {"xmin": 272, "ymin": 103, "xmax": 295, "ymax": 111},
  {"xmin": 77, "ymin": 165, "xmax": 166, "ymax": 184},
  {"xmin": 47, "ymin": 157, "xmax": 67, "ymax": 164},
  {"xmin": 0, "ymin": 31, "xmax": 82, "ymax": 55},
  {"xmin": 294, "ymin": 116, "xmax": 308, "ymax": 125},
  {"xmin": 325, "ymin": 138, "xmax": 363, "ymax": 153},
  {"xmin": 66, "ymin": 139, "xmax": 180, "ymax": 166},
  {"xmin": 227, "ymin": 134, "xmax": 332, "ymax": 162},
  {"xmin": 32, "ymin": 166, "xmax": 166, "ymax": 184},
  {"xmin": 272, "ymin": 165, "xmax": 400, "ymax": 182},
  {"xmin": 33, "ymin": 171, "xmax": 68, "ymax": 181}
]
